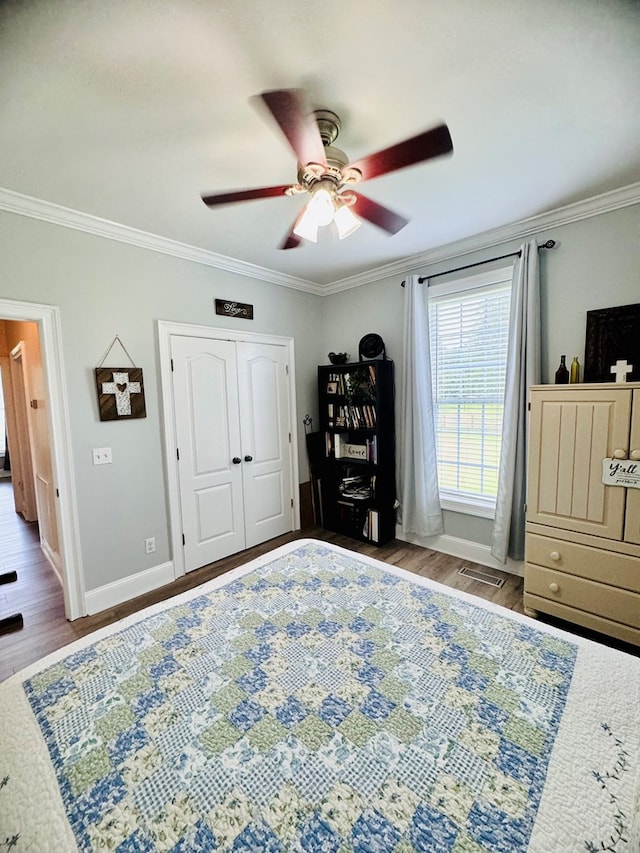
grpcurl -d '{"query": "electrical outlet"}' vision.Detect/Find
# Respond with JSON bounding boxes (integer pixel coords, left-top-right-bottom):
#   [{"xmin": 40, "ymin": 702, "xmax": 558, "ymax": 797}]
[
  {"xmin": 92, "ymin": 447, "xmax": 112, "ymax": 465},
  {"xmin": 145, "ymin": 537, "xmax": 156, "ymax": 554}
]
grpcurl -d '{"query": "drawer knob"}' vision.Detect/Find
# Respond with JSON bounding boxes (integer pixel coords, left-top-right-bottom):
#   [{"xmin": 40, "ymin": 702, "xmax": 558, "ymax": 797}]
[
  {"xmin": 549, "ymin": 582, "xmax": 559, "ymax": 593},
  {"xmin": 550, "ymin": 551, "xmax": 561, "ymax": 561},
  {"xmin": 612, "ymin": 448, "xmax": 627, "ymax": 459},
  {"xmin": 631, "ymin": 449, "xmax": 640, "ymax": 461}
]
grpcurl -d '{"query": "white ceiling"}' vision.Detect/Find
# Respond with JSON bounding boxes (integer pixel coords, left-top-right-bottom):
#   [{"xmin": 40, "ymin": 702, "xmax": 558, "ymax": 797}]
[{"xmin": 1, "ymin": 0, "xmax": 639, "ymax": 287}]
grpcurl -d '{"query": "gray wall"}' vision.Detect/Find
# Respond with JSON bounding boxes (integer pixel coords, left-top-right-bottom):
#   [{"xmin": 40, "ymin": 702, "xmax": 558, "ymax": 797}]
[
  {"xmin": 322, "ymin": 202, "xmax": 640, "ymax": 545},
  {"xmin": 1, "ymin": 211, "xmax": 324, "ymax": 590},
  {"xmin": 2, "ymin": 201, "xmax": 638, "ymax": 592}
]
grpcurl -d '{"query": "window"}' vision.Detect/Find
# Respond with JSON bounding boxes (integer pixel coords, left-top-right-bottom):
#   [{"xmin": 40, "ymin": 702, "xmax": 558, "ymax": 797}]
[{"xmin": 428, "ymin": 267, "xmax": 512, "ymax": 518}]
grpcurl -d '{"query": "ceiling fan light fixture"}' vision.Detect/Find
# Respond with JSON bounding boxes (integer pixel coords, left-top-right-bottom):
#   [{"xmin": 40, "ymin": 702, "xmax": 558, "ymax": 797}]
[
  {"xmin": 293, "ymin": 185, "xmax": 336, "ymax": 242},
  {"xmin": 334, "ymin": 203, "xmax": 361, "ymax": 240},
  {"xmin": 293, "ymin": 206, "xmax": 319, "ymax": 242},
  {"xmin": 307, "ymin": 188, "xmax": 335, "ymax": 226}
]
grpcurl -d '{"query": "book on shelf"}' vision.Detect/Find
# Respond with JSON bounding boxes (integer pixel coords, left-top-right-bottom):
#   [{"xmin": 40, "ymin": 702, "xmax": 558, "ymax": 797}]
[
  {"xmin": 369, "ymin": 508, "xmax": 379, "ymax": 543},
  {"xmin": 325, "ymin": 432, "xmax": 334, "ymax": 457},
  {"xmin": 326, "ymin": 367, "xmax": 377, "ymax": 401}
]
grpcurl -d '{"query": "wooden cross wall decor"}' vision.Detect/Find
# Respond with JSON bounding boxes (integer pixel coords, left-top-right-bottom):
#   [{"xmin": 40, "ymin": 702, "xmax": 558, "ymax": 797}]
[
  {"xmin": 95, "ymin": 368, "xmax": 146, "ymax": 420},
  {"xmin": 94, "ymin": 336, "xmax": 146, "ymax": 421}
]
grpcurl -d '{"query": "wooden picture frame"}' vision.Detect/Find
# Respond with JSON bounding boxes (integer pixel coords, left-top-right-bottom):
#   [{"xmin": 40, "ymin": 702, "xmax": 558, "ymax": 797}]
[
  {"xmin": 95, "ymin": 367, "xmax": 146, "ymax": 421},
  {"xmin": 584, "ymin": 303, "xmax": 640, "ymax": 383}
]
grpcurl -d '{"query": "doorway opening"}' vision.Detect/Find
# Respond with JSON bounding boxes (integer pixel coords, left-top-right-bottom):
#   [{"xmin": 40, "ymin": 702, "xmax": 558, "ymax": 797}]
[{"xmin": 0, "ymin": 299, "xmax": 83, "ymax": 621}]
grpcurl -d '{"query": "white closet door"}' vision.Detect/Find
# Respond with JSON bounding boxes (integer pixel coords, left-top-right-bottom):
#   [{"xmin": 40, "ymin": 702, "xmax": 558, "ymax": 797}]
[
  {"xmin": 238, "ymin": 341, "xmax": 293, "ymax": 547},
  {"xmin": 171, "ymin": 335, "xmax": 245, "ymax": 570}
]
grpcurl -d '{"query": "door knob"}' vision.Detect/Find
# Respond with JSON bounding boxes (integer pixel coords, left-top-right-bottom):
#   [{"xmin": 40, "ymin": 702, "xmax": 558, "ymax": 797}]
[
  {"xmin": 549, "ymin": 582, "xmax": 559, "ymax": 593},
  {"xmin": 244, "ymin": 455, "xmax": 253, "ymax": 462},
  {"xmin": 550, "ymin": 551, "xmax": 561, "ymax": 561},
  {"xmin": 612, "ymin": 449, "xmax": 627, "ymax": 459},
  {"xmin": 630, "ymin": 449, "xmax": 640, "ymax": 461},
  {"xmin": 232, "ymin": 457, "xmax": 241, "ymax": 464}
]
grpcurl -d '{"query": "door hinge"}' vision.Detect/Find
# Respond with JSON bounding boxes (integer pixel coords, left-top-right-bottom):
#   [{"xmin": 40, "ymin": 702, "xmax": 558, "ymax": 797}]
[
  {"xmin": 182, "ymin": 533, "xmax": 185, "ymax": 546},
  {"xmin": 285, "ymin": 365, "xmax": 289, "ymax": 375},
  {"xmin": 171, "ymin": 358, "xmax": 174, "ymax": 372},
  {"xmin": 291, "ymin": 498, "xmax": 294, "ymax": 508},
  {"xmin": 524, "ymin": 502, "xmax": 528, "ymax": 513},
  {"xmin": 527, "ymin": 402, "xmax": 531, "ymax": 411},
  {"xmin": 176, "ymin": 448, "xmax": 180, "ymax": 460},
  {"xmin": 56, "ymin": 488, "xmax": 60, "ymax": 497},
  {"xmin": 288, "ymin": 432, "xmax": 291, "ymax": 443}
]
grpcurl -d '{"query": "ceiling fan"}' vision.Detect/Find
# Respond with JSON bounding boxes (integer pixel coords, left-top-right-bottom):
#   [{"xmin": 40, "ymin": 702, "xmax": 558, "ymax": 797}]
[{"xmin": 201, "ymin": 89, "xmax": 453, "ymax": 250}]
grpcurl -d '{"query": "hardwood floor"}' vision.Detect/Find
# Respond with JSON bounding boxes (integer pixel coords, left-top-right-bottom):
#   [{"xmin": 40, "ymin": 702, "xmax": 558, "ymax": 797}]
[{"xmin": 0, "ymin": 480, "xmax": 635, "ymax": 682}]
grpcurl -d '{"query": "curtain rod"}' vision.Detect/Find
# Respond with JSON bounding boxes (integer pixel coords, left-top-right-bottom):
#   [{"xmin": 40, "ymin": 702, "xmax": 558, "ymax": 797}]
[{"xmin": 400, "ymin": 239, "xmax": 556, "ymax": 287}]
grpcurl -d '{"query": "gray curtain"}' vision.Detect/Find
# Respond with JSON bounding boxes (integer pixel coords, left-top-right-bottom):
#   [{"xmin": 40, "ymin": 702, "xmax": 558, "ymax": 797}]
[
  {"xmin": 399, "ymin": 275, "xmax": 444, "ymax": 537},
  {"xmin": 491, "ymin": 240, "xmax": 541, "ymax": 562}
]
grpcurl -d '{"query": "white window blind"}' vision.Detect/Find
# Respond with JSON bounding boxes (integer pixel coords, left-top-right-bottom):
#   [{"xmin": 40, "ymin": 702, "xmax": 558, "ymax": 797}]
[{"xmin": 428, "ymin": 272, "xmax": 512, "ymax": 517}]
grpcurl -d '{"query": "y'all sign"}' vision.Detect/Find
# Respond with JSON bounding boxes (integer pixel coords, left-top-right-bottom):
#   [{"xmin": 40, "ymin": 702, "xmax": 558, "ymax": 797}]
[{"xmin": 602, "ymin": 458, "xmax": 640, "ymax": 489}]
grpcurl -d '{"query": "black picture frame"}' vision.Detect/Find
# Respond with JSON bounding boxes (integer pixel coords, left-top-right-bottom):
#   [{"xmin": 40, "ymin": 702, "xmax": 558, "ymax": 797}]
[{"xmin": 584, "ymin": 303, "xmax": 640, "ymax": 383}]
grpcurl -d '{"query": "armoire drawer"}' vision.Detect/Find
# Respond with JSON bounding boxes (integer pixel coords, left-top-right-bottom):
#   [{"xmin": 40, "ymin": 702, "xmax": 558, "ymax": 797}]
[
  {"xmin": 524, "ymin": 564, "xmax": 640, "ymax": 629},
  {"xmin": 525, "ymin": 533, "xmax": 640, "ymax": 593}
]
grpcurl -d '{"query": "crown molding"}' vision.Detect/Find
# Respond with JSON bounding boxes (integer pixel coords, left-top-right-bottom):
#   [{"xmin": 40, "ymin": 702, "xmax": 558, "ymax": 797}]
[
  {"xmin": 0, "ymin": 187, "xmax": 322, "ymax": 295},
  {"xmin": 2, "ymin": 181, "xmax": 639, "ymax": 297},
  {"xmin": 322, "ymin": 181, "xmax": 640, "ymax": 295}
]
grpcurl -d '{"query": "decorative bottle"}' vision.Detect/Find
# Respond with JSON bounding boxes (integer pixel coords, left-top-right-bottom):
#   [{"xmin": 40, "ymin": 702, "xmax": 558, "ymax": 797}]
[
  {"xmin": 555, "ymin": 355, "xmax": 569, "ymax": 384},
  {"xmin": 569, "ymin": 356, "xmax": 580, "ymax": 384}
]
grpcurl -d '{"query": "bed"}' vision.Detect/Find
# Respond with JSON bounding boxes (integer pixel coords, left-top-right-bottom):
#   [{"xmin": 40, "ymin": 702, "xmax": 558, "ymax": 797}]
[{"xmin": 1, "ymin": 538, "xmax": 638, "ymax": 852}]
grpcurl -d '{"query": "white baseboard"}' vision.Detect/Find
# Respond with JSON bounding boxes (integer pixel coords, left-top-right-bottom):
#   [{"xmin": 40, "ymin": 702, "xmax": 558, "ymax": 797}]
[
  {"xmin": 397, "ymin": 529, "xmax": 524, "ymax": 578},
  {"xmin": 85, "ymin": 560, "xmax": 175, "ymax": 615}
]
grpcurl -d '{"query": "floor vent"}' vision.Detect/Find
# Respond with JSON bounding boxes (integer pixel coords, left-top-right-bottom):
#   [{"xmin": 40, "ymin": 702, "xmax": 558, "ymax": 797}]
[{"xmin": 458, "ymin": 566, "xmax": 505, "ymax": 588}]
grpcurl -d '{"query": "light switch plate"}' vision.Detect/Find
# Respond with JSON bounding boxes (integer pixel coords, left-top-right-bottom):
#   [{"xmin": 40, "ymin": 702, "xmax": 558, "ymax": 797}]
[{"xmin": 92, "ymin": 447, "xmax": 112, "ymax": 465}]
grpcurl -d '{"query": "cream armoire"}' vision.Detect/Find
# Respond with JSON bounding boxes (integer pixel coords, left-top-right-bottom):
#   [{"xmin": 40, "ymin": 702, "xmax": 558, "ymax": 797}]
[{"xmin": 524, "ymin": 382, "xmax": 640, "ymax": 645}]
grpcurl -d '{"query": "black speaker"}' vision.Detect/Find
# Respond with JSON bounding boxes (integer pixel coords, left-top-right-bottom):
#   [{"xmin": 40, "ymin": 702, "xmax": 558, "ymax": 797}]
[{"xmin": 358, "ymin": 333, "xmax": 386, "ymax": 361}]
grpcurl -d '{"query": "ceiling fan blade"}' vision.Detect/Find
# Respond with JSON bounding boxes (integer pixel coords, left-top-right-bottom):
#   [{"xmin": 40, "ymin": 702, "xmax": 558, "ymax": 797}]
[
  {"xmin": 201, "ymin": 185, "xmax": 291, "ymax": 207},
  {"xmin": 349, "ymin": 124, "xmax": 453, "ymax": 181},
  {"xmin": 257, "ymin": 89, "xmax": 327, "ymax": 167},
  {"xmin": 279, "ymin": 230, "xmax": 302, "ymax": 250},
  {"xmin": 350, "ymin": 192, "xmax": 409, "ymax": 234}
]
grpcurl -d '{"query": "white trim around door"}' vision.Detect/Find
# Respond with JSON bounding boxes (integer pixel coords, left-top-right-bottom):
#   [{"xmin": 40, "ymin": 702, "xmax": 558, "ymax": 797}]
[
  {"xmin": 0, "ymin": 298, "xmax": 85, "ymax": 619},
  {"xmin": 157, "ymin": 320, "xmax": 300, "ymax": 579}
]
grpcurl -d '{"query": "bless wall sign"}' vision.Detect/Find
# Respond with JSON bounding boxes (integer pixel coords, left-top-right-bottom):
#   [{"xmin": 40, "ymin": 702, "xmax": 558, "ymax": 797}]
[{"xmin": 215, "ymin": 299, "xmax": 253, "ymax": 320}]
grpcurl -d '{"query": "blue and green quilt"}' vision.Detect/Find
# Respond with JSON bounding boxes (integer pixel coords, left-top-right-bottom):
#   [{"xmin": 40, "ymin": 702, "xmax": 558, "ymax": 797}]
[{"xmin": 1, "ymin": 539, "xmax": 639, "ymax": 851}]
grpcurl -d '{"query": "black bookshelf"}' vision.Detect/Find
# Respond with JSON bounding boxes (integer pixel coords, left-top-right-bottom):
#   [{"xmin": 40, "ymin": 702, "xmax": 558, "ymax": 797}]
[{"xmin": 317, "ymin": 360, "xmax": 396, "ymax": 545}]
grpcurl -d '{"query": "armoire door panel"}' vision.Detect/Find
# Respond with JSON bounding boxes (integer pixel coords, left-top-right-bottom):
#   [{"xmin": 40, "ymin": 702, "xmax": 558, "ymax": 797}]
[
  {"xmin": 171, "ymin": 336, "xmax": 245, "ymax": 569},
  {"xmin": 625, "ymin": 390, "xmax": 640, "ymax": 545},
  {"xmin": 527, "ymin": 389, "xmax": 631, "ymax": 539}
]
